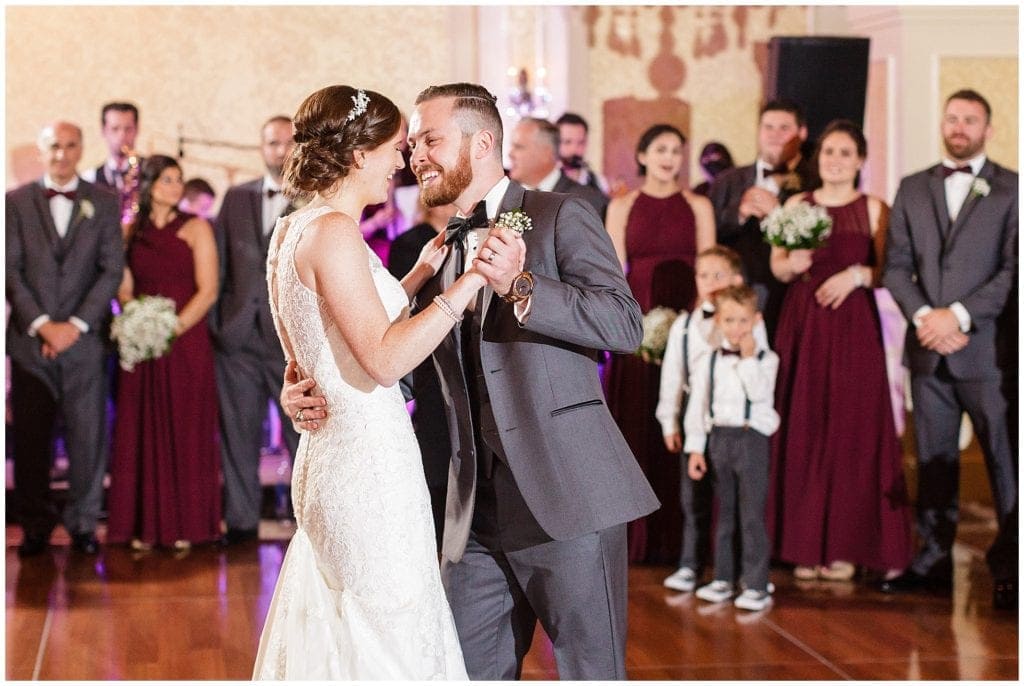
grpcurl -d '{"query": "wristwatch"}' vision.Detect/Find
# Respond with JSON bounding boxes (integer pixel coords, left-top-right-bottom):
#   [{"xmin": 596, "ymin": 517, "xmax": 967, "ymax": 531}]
[{"xmin": 502, "ymin": 271, "xmax": 535, "ymax": 303}]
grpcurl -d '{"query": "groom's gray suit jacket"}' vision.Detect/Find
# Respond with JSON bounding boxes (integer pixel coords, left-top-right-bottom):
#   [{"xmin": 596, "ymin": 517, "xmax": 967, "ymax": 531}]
[
  {"xmin": 883, "ymin": 159, "xmax": 1018, "ymax": 379},
  {"xmin": 419, "ymin": 180, "xmax": 660, "ymax": 562}
]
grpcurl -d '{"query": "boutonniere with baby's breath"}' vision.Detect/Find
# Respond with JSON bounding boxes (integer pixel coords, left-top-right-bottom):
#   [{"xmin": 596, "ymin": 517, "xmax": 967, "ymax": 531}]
[
  {"xmin": 78, "ymin": 199, "xmax": 95, "ymax": 220},
  {"xmin": 970, "ymin": 177, "xmax": 991, "ymax": 199},
  {"xmin": 495, "ymin": 208, "xmax": 533, "ymax": 235}
]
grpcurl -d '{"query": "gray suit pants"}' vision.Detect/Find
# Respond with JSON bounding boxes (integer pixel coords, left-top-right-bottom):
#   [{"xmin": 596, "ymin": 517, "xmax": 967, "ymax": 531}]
[
  {"xmin": 215, "ymin": 344, "xmax": 299, "ymax": 531},
  {"xmin": 442, "ymin": 458, "xmax": 628, "ymax": 679},
  {"xmin": 11, "ymin": 358, "xmax": 108, "ymax": 537},
  {"xmin": 910, "ymin": 362, "xmax": 1017, "ymax": 580},
  {"xmin": 707, "ymin": 426, "xmax": 771, "ymax": 592}
]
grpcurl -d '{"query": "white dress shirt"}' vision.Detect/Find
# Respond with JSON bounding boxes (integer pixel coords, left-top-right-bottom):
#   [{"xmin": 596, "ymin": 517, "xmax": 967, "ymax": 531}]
[
  {"xmin": 575, "ymin": 165, "xmax": 610, "ymax": 194},
  {"xmin": 682, "ymin": 343, "xmax": 780, "ymax": 454},
  {"xmin": 81, "ymin": 158, "xmax": 127, "ymax": 188},
  {"xmin": 910, "ymin": 154, "xmax": 986, "ymax": 334},
  {"xmin": 534, "ymin": 166, "xmax": 563, "ymax": 192},
  {"xmin": 44, "ymin": 174, "xmax": 78, "ymax": 239},
  {"xmin": 657, "ymin": 300, "xmax": 769, "ymax": 437},
  {"xmin": 262, "ymin": 175, "xmax": 290, "ymax": 235},
  {"xmin": 754, "ymin": 158, "xmax": 781, "ymax": 195},
  {"xmin": 455, "ymin": 176, "xmax": 530, "ymax": 322},
  {"xmin": 944, "ymin": 153, "xmax": 986, "ymax": 222},
  {"xmin": 29, "ymin": 175, "xmax": 90, "ymax": 337}
]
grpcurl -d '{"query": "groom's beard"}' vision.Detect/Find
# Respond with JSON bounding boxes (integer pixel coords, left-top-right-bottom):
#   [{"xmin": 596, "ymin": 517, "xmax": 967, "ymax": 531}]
[{"xmin": 420, "ymin": 138, "xmax": 473, "ymax": 207}]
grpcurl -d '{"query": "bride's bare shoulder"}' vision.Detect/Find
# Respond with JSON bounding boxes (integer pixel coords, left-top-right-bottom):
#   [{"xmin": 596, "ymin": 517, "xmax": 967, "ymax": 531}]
[
  {"xmin": 298, "ymin": 209, "xmax": 359, "ymax": 246},
  {"xmin": 298, "ymin": 209, "xmax": 366, "ymax": 266}
]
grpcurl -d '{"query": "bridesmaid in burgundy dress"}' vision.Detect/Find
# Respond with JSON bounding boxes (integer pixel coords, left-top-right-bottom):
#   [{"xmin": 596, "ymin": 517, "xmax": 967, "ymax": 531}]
[
  {"xmin": 605, "ymin": 124, "xmax": 715, "ymax": 563},
  {"xmin": 767, "ymin": 120, "xmax": 912, "ymax": 580},
  {"xmin": 107, "ymin": 155, "xmax": 221, "ymax": 551}
]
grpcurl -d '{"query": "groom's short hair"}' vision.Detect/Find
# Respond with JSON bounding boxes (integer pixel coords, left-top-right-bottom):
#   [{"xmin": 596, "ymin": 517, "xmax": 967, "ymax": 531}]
[{"xmin": 416, "ymin": 83, "xmax": 503, "ymax": 152}]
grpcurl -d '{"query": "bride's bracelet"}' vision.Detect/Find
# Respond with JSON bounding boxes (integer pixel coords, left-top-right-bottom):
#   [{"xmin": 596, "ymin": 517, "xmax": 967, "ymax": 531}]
[{"xmin": 433, "ymin": 294, "xmax": 463, "ymax": 322}]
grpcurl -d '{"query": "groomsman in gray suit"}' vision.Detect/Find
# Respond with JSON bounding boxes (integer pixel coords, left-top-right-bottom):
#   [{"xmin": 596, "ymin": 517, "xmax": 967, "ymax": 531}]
[
  {"xmin": 211, "ymin": 115, "xmax": 299, "ymax": 544},
  {"xmin": 6, "ymin": 121, "xmax": 124, "ymax": 556},
  {"xmin": 508, "ymin": 117, "xmax": 609, "ymax": 221},
  {"xmin": 882, "ymin": 89, "xmax": 1018, "ymax": 610},
  {"xmin": 283, "ymin": 84, "xmax": 658, "ymax": 679}
]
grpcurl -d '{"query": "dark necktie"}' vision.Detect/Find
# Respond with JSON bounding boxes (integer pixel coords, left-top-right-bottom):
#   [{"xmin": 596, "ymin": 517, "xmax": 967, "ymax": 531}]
[
  {"xmin": 942, "ymin": 165, "xmax": 973, "ymax": 178},
  {"xmin": 266, "ymin": 188, "xmax": 280, "ymax": 199},
  {"xmin": 444, "ymin": 202, "xmax": 489, "ymax": 247},
  {"xmin": 45, "ymin": 188, "xmax": 76, "ymax": 201}
]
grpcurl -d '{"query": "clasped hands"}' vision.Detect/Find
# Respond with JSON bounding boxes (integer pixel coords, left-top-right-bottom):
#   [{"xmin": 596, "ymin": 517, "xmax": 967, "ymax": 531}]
[
  {"xmin": 738, "ymin": 187, "xmax": 780, "ymax": 223},
  {"xmin": 417, "ymin": 226, "xmax": 527, "ymax": 295},
  {"xmin": 785, "ymin": 250, "xmax": 863, "ymax": 311},
  {"xmin": 38, "ymin": 321, "xmax": 81, "ymax": 360},
  {"xmin": 916, "ymin": 308, "xmax": 968, "ymax": 355}
]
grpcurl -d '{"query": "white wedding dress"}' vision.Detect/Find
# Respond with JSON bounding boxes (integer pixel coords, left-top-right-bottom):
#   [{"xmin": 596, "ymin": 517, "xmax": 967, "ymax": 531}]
[{"xmin": 253, "ymin": 205, "xmax": 467, "ymax": 680}]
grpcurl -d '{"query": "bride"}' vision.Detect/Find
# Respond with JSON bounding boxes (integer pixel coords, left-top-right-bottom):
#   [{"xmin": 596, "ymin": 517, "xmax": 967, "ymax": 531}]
[{"xmin": 252, "ymin": 85, "xmax": 479, "ymax": 679}]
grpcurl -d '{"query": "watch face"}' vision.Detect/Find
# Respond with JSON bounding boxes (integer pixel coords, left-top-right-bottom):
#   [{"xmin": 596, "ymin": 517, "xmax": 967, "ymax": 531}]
[{"xmin": 514, "ymin": 275, "xmax": 532, "ymax": 297}]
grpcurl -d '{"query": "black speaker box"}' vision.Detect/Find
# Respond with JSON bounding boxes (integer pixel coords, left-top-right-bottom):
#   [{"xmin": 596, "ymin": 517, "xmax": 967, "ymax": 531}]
[{"xmin": 765, "ymin": 36, "xmax": 870, "ymax": 145}]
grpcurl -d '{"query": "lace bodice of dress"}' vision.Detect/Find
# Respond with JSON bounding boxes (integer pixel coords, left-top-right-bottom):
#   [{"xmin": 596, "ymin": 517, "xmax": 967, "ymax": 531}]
[{"xmin": 266, "ymin": 204, "xmax": 410, "ymax": 383}]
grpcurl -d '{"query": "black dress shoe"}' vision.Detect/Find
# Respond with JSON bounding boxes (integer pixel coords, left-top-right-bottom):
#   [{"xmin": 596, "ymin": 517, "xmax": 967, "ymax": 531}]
[
  {"xmin": 221, "ymin": 527, "xmax": 258, "ymax": 546},
  {"xmin": 71, "ymin": 533, "xmax": 100, "ymax": 555},
  {"xmin": 879, "ymin": 570, "xmax": 952, "ymax": 595},
  {"xmin": 993, "ymin": 578, "xmax": 1017, "ymax": 611},
  {"xmin": 18, "ymin": 534, "xmax": 48, "ymax": 558}
]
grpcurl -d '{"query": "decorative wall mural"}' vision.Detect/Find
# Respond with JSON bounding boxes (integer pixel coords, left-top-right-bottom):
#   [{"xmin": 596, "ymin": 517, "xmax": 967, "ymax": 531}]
[
  {"xmin": 607, "ymin": 8, "xmax": 642, "ymax": 57},
  {"xmin": 603, "ymin": 7, "xmax": 691, "ymax": 193},
  {"xmin": 584, "ymin": 5, "xmax": 808, "ymax": 194}
]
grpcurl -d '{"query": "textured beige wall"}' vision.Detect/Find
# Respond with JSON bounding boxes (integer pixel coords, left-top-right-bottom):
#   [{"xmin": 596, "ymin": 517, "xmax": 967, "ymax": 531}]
[
  {"xmin": 582, "ymin": 6, "xmax": 809, "ymax": 191},
  {"xmin": 939, "ymin": 57, "xmax": 1018, "ymax": 169},
  {"xmin": 6, "ymin": 5, "xmax": 460, "ymax": 198}
]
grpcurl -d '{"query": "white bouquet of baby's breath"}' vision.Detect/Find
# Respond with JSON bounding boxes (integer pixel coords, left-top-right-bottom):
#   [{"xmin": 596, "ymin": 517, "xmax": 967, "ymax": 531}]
[
  {"xmin": 110, "ymin": 295, "xmax": 179, "ymax": 372},
  {"xmin": 636, "ymin": 306, "xmax": 678, "ymax": 364},
  {"xmin": 760, "ymin": 201, "xmax": 833, "ymax": 250}
]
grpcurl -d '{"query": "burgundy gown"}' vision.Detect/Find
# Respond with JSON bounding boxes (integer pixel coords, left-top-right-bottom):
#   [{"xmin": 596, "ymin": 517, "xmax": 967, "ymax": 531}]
[
  {"xmin": 107, "ymin": 212, "xmax": 222, "ymax": 546},
  {"xmin": 605, "ymin": 192, "xmax": 697, "ymax": 564},
  {"xmin": 767, "ymin": 194, "xmax": 912, "ymax": 572}
]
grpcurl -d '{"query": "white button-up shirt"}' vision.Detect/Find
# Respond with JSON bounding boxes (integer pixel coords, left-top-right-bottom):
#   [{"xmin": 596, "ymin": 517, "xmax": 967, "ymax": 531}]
[
  {"xmin": 683, "ymin": 344, "xmax": 780, "ymax": 454},
  {"xmin": 657, "ymin": 300, "xmax": 769, "ymax": 437},
  {"xmin": 262, "ymin": 175, "xmax": 289, "ymax": 235}
]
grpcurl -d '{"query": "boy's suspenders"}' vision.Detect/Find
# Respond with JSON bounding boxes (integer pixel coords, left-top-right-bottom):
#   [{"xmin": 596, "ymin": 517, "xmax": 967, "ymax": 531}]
[{"xmin": 680, "ymin": 311, "xmax": 693, "ymax": 397}]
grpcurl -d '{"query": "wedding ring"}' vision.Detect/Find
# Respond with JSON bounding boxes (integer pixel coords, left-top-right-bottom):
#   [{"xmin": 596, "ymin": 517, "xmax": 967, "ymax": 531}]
[
  {"xmin": 295, "ymin": 409, "xmax": 306, "ymax": 423},
  {"xmin": 487, "ymin": 252, "xmax": 495, "ymax": 263}
]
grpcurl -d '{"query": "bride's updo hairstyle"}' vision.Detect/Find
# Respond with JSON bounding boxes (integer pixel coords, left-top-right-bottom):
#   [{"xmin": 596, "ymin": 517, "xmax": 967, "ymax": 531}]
[{"xmin": 284, "ymin": 85, "xmax": 401, "ymax": 198}]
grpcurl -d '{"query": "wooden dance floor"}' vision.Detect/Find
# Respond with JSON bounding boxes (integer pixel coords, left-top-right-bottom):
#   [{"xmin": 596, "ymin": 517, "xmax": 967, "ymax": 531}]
[{"xmin": 5, "ymin": 501, "xmax": 1018, "ymax": 681}]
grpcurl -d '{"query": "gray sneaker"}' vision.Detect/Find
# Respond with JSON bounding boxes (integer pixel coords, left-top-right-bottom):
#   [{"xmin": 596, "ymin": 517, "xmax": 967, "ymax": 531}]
[{"xmin": 663, "ymin": 567, "xmax": 697, "ymax": 592}]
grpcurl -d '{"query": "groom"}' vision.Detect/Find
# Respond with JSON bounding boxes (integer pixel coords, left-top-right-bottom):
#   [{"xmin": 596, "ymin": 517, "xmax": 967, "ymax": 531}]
[{"xmin": 284, "ymin": 83, "xmax": 658, "ymax": 679}]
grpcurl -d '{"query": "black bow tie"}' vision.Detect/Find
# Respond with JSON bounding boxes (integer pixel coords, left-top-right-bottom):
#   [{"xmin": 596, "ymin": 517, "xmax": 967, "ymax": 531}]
[
  {"xmin": 444, "ymin": 203, "xmax": 489, "ymax": 246},
  {"xmin": 266, "ymin": 188, "xmax": 281, "ymax": 199},
  {"xmin": 767, "ymin": 163, "xmax": 792, "ymax": 176},
  {"xmin": 942, "ymin": 165, "xmax": 973, "ymax": 178},
  {"xmin": 718, "ymin": 348, "xmax": 741, "ymax": 357},
  {"xmin": 45, "ymin": 188, "xmax": 76, "ymax": 201}
]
